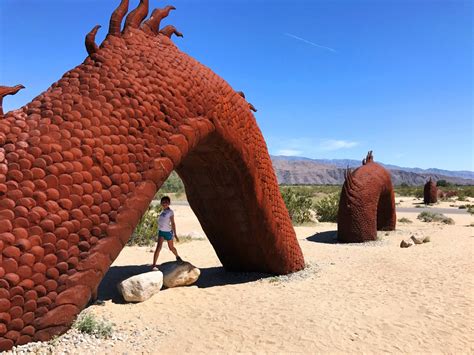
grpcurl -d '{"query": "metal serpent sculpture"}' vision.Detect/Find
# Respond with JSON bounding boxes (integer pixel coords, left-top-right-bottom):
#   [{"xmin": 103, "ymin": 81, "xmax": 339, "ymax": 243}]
[
  {"xmin": 423, "ymin": 178, "xmax": 438, "ymax": 204},
  {"xmin": 337, "ymin": 151, "xmax": 396, "ymax": 242},
  {"xmin": 0, "ymin": 1, "xmax": 305, "ymax": 349}
]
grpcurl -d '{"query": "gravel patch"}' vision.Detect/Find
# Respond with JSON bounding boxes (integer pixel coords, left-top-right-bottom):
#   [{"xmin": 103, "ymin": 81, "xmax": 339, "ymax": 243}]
[{"xmin": 4, "ymin": 319, "xmax": 167, "ymax": 355}]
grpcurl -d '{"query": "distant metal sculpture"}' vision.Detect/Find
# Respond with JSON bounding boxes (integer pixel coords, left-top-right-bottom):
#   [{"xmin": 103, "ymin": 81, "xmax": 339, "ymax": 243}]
[
  {"xmin": 0, "ymin": 1, "xmax": 304, "ymax": 350},
  {"xmin": 423, "ymin": 178, "xmax": 438, "ymax": 204},
  {"xmin": 337, "ymin": 151, "xmax": 396, "ymax": 242}
]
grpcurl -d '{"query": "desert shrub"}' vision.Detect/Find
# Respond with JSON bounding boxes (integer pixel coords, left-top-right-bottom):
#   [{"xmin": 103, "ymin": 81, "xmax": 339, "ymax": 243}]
[
  {"xmin": 417, "ymin": 211, "xmax": 454, "ymax": 225},
  {"xmin": 128, "ymin": 205, "xmax": 162, "ymax": 246},
  {"xmin": 456, "ymin": 192, "xmax": 467, "ymax": 201},
  {"xmin": 461, "ymin": 186, "xmax": 474, "ymax": 198},
  {"xmin": 394, "ymin": 185, "xmax": 423, "ymax": 198},
  {"xmin": 467, "ymin": 205, "xmax": 474, "ymax": 215},
  {"xmin": 280, "ymin": 188, "xmax": 313, "ymax": 224},
  {"xmin": 313, "ymin": 193, "xmax": 339, "ymax": 223},
  {"xmin": 73, "ymin": 313, "xmax": 113, "ymax": 338},
  {"xmin": 414, "ymin": 189, "xmax": 424, "ymax": 199},
  {"xmin": 436, "ymin": 180, "xmax": 450, "ymax": 187},
  {"xmin": 397, "ymin": 217, "xmax": 412, "ymax": 224},
  {"xmin": 156, "ymin": 171, "xmax": 185, "ymax": 195}
]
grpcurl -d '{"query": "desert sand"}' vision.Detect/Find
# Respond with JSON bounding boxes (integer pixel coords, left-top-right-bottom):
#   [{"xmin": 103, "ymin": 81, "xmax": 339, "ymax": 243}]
[
  {"xmin": 65, "ymin": 196, "xmax": 472, "ymax": 354},
  {"xmin": 9, "ymin": 197, "xmax": 473, "ymax": 354}
]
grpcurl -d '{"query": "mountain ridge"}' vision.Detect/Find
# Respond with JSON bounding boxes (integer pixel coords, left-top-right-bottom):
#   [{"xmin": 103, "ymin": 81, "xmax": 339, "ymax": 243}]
[{"xmin": 271, "ymin": 155, "xmax": 474, "ymax": 185}]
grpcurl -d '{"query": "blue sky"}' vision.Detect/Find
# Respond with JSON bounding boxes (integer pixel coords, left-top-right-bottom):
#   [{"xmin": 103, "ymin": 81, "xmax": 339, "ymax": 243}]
[{"xmin": 1, "ymin": 0, "xmax": 472, "ymax": 171}]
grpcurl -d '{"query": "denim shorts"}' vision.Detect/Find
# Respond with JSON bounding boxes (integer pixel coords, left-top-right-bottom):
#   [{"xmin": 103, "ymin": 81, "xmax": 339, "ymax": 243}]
[{"xmin": 158, "ymin": 230, "xmax": 173, "ymax": 241}]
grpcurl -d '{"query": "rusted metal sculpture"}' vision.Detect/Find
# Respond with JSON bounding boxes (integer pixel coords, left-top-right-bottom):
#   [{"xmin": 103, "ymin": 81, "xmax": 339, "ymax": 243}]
[
  {"xmin": 0, "ymin": 1, "xmax": 305, "ymax": 350},
  {"xmin": 423, "ymin": 178, "xmax": 438, "ymax": 204},
  {"xmin": 337, "ymin": 151, "xmax": 396, "ymax": 243},
  {"xmin": 0, "ymin": 85, "xmax": 25, "ymax": 116}
]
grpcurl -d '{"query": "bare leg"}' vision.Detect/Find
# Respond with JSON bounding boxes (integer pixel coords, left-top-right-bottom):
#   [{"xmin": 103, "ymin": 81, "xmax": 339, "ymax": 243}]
[
  {"xmin": 167, "ymin": 239, "xmax": 178, "ymax": 257},
  {"xmin": 152, "ymin": 238, "xmax": 164, "ymax": 267},
  {"xmin": 167, "ymin": 240, "xmax": 182, "ymax": 261}
]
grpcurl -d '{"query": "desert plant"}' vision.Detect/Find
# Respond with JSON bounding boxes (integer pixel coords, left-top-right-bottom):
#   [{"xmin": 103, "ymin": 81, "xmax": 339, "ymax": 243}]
[
  {"xmin": 313, "ymin": 193, "xmax": 339, "ymax": 223},
  {"xmin": 156, "ymin": 171, "xmax": 185, "ymax": 195},
  {"xmin": 417, "ymin": 211, "xmax": 454, "ymax": 225},
  {"xmin": 457, "ymin": 192, "xmax": 467, "ymax": 201},
  {"xmin": 280, "ymin": 188, "xmax": 313, "ymax": 224},
  {"xmin": 467, "ymin": 205, "xmax": 474, "ymax": 215},
  {"xmin": 397, "ymin": 217, "xmax": 412, "ymax": 224},
  {"xmin": 436, "ymin": 180, "xmax": 449, "ymax": 187},
  {"xmin": 394, "ymin": 185, "xmax": 423, "ymax": 198},
  {"xmin": 73, "ymin": 313, "xmax": 113, "ymax": 338},
  {"xmin": 128, "ymin": 205, "xmax": 162, "ymax": 246}
]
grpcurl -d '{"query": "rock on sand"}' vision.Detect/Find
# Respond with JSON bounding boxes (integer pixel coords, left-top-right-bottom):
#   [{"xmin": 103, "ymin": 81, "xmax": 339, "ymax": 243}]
[
  {"xmin": 118, "ymin": 271, "xmax": 164, "ymax": 302},
  {"xmin": 160, "ymin": 261, "xmax": 200, "ymax": 288}
]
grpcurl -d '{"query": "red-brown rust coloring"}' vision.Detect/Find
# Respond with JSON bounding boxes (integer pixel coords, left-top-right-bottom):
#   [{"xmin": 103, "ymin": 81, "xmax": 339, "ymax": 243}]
[
  {"xmin": 0, "ymin": 85, "xmax": 25, "ymax": 116},
  {"xmin": 0, "ymin": 2, "xmax": 304, "ymax": 350},
  {"xmin": 337, "ymin": 151, "xmax": 396, "ymax": 243},
  {"xmin": 423, "ymin": 178, "xmax": 438, "ymax": 204}
]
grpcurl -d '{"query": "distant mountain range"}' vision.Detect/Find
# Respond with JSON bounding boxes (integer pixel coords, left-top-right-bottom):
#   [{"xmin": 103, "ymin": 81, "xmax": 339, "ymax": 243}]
[{"xmin": 271, "ymin": 156, "xmax": 474, "ymax": 186}]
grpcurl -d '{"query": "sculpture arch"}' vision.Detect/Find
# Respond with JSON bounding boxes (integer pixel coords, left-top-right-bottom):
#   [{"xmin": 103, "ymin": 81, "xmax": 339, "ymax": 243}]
[
  {"xmin": 0, "ymin": 1, "xmax": 304, "ymax": 350},
  {"xmin": 337, "ymin": 151, "xmax": 396, "ymax": 243}
]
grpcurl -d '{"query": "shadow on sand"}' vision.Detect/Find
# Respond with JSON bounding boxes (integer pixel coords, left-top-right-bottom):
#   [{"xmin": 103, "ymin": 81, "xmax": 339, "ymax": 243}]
[
  {"xmin": 97, "ymin": 264, "xmax": 270, "ymax": 303},
  {"xmin": 306, "ymin": 230, "xmax": 339, "ymax": 244}
]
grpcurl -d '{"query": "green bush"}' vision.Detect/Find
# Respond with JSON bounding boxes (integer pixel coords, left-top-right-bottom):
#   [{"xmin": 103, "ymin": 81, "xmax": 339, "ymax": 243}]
[
  {"xmin": 436, "ymin": 180, "xmax": 449, "ymax": 187},
  {"xmin": 313, "ymin": 193, "xmax": 339, "ymax": 223},
  {"xmin": 394, "ymin": 185, "xmax": 423, "ymax": 198},
  {"xmin": 467, "ymin": 205, "xmax": 474, "ymax": 215},
  {"xmin": 417, "ymin": 211, "xmax": 454, "ymax": 225},
  {"xmin": 457, "ymin": 192, "xmax": 467, "ymax": 201},
  {"xmin": 128, "ymin": 205, "xmax": 162, "ymax": 246},
  {"xmin": 398, "ymin": 217, "xmax": 412, "ymax": 224},
  {"xmin": 157, "ymin": 171, "xmax": 185, "ymax": 195},
  {"xmin": 73, "ymin": 313, "xmax": 113, "ymax": 338},
  {"xmin": 280, "ymin": 188, "xmax": 313, "ymax": 224}
]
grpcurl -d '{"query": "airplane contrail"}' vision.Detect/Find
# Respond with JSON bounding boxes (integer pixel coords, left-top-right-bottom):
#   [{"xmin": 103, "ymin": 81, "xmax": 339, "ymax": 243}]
[{"xmin": 284, "ymin": 33, "xmax": 337, "ymax": 53}]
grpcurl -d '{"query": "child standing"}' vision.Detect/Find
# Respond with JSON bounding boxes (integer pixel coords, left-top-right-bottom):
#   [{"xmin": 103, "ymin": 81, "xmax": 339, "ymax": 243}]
[{"xmin": 152, "ymin": 196, "xmax": 182, "ymax": 270}]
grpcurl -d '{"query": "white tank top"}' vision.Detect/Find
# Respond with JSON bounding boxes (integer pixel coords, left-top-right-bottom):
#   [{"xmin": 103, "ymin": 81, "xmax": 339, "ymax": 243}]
[{"xmin": 158, "ymin": 208, "xmax": 174, "ymax": 232}]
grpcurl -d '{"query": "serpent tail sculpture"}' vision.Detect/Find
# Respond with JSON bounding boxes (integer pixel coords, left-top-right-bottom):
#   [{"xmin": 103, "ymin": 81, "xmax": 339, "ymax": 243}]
[
  {"xmin": 337, "ymin": 151, "xmax": 396, "ymax": 242},
  {"xmin": 423, "ymin": 178, "xmax": 438, "ymax": 204},
  {"xmin": 0, "ymin": 1, "xmax": 305, "ymax": 349}
]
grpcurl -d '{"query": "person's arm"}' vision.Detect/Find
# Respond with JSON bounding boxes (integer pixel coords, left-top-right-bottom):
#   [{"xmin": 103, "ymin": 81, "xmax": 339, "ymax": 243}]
[{"xmin": 170, "ymin": 214, "xmax": 179, "ymax": 242}]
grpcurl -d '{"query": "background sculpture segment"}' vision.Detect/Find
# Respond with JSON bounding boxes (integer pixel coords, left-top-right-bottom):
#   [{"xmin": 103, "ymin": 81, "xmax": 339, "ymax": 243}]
[
  {"xmin": 423, "ymin": 178, "xmax": 438, "ymax": 204},
  {"xmin": 0, "ymin": 2, "xmax": 304, "ymax": 350},
  {"xmin": 337, "ymin": 151, "xmax": 396, "ymax": 243}
]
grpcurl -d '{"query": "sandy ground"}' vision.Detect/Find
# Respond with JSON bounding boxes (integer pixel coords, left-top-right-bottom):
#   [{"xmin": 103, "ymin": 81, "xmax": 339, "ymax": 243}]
[{"xmin": 59, "ymin": 196, "xmax": 473, "ymax": 354}]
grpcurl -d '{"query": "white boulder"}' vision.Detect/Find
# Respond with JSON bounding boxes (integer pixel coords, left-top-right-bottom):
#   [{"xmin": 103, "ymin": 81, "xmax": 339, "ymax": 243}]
[
  {"xmin": 118, "ymin": 271, "xmax": 163, "ymax": 302},
  {"xmin": 410, "ymin": 235, "xmax": 425, "ymax": 244},
  {"xmin": 160, "ymin": 261, "xmax": 200, "ymax": 288}
]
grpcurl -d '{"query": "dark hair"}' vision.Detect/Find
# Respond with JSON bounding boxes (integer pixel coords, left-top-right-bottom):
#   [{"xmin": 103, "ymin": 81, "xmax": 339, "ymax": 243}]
[{"xmin": 160, "ymin": 196, "xmax": 171, "ymax": 204}]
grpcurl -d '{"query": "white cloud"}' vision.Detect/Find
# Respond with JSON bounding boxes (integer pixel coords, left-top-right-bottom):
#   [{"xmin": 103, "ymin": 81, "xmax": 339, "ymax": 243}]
[
  {"xmin": 268, "ymin": 136, "xmax": 359, "ymax": 157},
  {"xmin": 319, "ymin": 139, "xmax": 359, "ymax": 151},
  {"xmin": 277, "ymin": 149, "xmax": 303, "ymax": 156}
]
